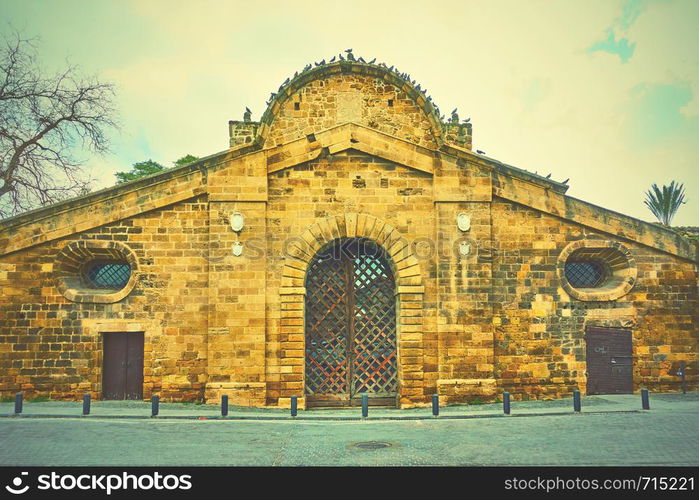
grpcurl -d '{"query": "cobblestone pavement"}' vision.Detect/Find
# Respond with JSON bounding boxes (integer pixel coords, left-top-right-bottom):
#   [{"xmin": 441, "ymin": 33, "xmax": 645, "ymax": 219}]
[{"xmin": 0, "ymin": 393, "xmax": 697, "ymax": 466}]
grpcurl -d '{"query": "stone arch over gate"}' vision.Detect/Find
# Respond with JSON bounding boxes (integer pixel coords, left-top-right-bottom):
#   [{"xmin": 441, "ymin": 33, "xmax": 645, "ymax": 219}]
[{"xmin": 278, "ymin": 213, "xmax": 425, "ymax": 408}]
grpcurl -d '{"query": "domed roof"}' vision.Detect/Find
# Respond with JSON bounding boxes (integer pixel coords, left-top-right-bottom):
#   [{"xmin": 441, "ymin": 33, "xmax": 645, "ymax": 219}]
[{"xmin": 255, "ymin": 50, "xmax": 449, "ymax": 148}]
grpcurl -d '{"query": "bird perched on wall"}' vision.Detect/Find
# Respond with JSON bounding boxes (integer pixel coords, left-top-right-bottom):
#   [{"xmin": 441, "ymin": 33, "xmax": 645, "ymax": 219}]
[
  {"xmin": 339, "ymin": 53, "xmax": 345, "ymax": 61},
  {"xmin": 545, "ymin": 173, "xmax": 551, "ymax": 179},
  {"xmin": 462, "ymin": 118, "xmax": 470, "ymax": 123},
  {"xmin": 368, "ymin": 58, "xmax": 376, "ymax": 64},
  {"xmin": 243, "ymin": 107, "xmax": 252, "ymax": 122},
  {"xmin": 357, "ymin": 56, "xmax": 365, "ymax": 63},
  {"xmin": 450, "ymin": 108, "xmax": 459, "ymax": 123},
  {"xmin": 563, "ymin": 178, "xmax": 570, "ymax": 184},
  {"xmin": 303, "ymin": 64, "xmax": 312, "ymax": 72},
  {"xmin": 476, "ymin": 150, "xmax": 486, "ymax": 155},
  {"xmin": 345, "ymin": 49, "xmax": 355, "ymax": 61}
]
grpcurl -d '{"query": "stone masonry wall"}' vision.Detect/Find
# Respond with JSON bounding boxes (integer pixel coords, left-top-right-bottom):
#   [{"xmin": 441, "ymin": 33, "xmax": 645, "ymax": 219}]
[
  {"xmin": 0, "ymin": 196, "xmax": 209, "ymax": 401},
  {"xmin": 0, "ymin": 61, "xmax": 696, "ymax": 408},
  {"xmin": 265, "ymin": 73, "xmax": 440, "ymax": 150},
  {"xmin": 491, "ymin": 199, "xmax": 698, "ymax": 400},
  {"xmin": 265, "ymin": 150, "xmax": 436, "ymax": 406}
]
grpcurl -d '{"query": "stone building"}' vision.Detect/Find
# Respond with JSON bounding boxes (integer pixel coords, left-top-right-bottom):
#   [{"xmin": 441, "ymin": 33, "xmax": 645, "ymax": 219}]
[{"xmin": 0, "ymin": 58, "xmax": 697, "ymax": 408}]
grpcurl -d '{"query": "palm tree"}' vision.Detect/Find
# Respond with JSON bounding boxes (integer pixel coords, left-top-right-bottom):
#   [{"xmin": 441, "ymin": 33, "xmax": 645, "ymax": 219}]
[{"xmin": 644, "ymin": 181, "xmax": 687, "ymax": 226}]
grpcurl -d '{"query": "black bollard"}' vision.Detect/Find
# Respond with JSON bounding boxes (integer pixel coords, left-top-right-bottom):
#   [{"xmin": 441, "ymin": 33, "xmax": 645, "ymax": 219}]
[
  {"xmin": 221, "ymin": 395, "xmax": 228, "ymax": 417},
  {"xmin": 14, "ymin": 393, "xmax": 22, "ymax": 414},
  {"xmin": 290, "ymin": 396, "xmax": 298, "ymax": 417},
  {"xmin": 573, "ymin": 390, "xmax": 581, "ymax": 413},
  {"xmin": 82, "ymin": 393, "xmax": 91, "ymax": 416},
  {"xmin": 432, "ymin": 394, "xmax": 439, "ymax": 416},
  {"xmin": 641, "ymin": 388, "xmax": 650, "ymax": 410},
  {"xmin": 503, "ymin": 392, "xmax": 511, "ymax": 415},
  {"xmin": 151, "ymin": 395, "xmax": 159, "ymax": 417},
  {"xmin": 361, "ymin": 394, "xmax": 368, "ymax": 418}
]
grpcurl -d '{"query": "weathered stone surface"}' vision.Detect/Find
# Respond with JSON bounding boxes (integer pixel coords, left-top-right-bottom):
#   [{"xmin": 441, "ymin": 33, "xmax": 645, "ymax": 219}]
[{"xmin": 0, "ymin": 60, "xmax": 696, "ymax": 407}]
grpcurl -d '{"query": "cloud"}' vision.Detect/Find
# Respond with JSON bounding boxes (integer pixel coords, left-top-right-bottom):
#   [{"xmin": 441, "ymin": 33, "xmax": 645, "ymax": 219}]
[
  {"xmin": 588, "ymin": 31, "xmax": 636, "ymax": 63},
  {"xmin": 587, "ymin": 0, "xmax": 646, "ymax": 62}
]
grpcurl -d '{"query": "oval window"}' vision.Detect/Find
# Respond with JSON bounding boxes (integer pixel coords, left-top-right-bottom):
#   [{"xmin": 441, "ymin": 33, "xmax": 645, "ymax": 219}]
[
  {"xmin": 557, "ymin": 240, "xmax": 637, "ymax": 302},
  {"xmin": 564, "ymin": 261, "xmax": 607, "ymax": 288},
  {"xmin": 84, "ymin": 261, "xmax": 131, "ymax": 289},
  {"xmin": 56, "ymin": 240, "xmax": 139, "ymax": 304}
]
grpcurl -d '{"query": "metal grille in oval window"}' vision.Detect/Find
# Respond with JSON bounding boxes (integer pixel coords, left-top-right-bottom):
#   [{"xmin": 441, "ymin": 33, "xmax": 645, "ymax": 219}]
[
  {"xmin": 85, "ymin": 262, "xmax": 131, "ymax": 289},
  {"xmin": 564, "ymin": 261, "xmax": 606, "ymax": 288}
]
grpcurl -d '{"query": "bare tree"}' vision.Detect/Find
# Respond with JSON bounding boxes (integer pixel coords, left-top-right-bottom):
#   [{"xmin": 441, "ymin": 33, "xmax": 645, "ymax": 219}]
[{"xmin": 0, "ymin": 31, "xmax": 118, "ymax": 218}]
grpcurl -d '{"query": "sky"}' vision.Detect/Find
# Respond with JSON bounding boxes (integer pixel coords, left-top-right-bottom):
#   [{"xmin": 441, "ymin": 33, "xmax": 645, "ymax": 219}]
[{"xmin": 2, "ymin": 0, "xmax": 698, "ymax": 225}]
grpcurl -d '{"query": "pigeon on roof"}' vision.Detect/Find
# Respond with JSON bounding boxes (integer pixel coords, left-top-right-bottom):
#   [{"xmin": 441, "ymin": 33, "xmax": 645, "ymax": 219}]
[
  {"xmin": 476, "ymin": 150, "xmax": 486, "ymax": 155},
  {"xmin": 369, "ymin": 58, "xmax": 376, "ymax": 64}
]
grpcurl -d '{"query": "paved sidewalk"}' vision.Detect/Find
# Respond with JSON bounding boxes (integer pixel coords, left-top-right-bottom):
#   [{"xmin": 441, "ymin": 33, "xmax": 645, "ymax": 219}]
[
  {"xmin": 4, "ymin": 392, "xmax": 695, "ymax": 420},
  {"xmin": 0, "ymin": 392, "xmax": 697, "ymax": 466}
]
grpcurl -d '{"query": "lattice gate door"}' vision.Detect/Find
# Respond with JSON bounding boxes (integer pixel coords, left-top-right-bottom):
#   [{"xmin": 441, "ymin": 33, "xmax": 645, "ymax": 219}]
[{"xmin": 305, "ymin": 238, "xmax": 398, "ymax": 407}]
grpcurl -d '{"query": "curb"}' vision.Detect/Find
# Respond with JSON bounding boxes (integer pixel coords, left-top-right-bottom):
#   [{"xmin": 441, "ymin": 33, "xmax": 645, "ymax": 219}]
[{"xmin": 1, "ymin": 409, "xmax": 643, "ymax": 422}]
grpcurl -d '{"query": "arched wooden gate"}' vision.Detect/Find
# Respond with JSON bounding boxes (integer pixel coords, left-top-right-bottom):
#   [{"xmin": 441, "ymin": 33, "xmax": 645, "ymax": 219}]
[{"xmin": 304, "ymin": 238, "xmax": 398, "ymax": 407}]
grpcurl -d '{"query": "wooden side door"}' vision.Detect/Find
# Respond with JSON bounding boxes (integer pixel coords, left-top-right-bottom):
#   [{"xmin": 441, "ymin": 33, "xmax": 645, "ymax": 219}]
[
  {"xmin": 585, "ymin": 327, "xmax": 633, "ymax": 395},
  {"xmin": 103, "ymin": 332, "xmax": 144, "ymax": 400}
]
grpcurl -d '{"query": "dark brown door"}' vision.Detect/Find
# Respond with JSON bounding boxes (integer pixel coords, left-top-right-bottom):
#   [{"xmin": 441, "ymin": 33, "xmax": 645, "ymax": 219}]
[
  {"xmin": 103, "ymin": 332, "xmax": 144, "ymax": 400},
  {"xmin": 305, "ymin": 238, "xmax": 397, "ymax": 408},
  {"xmin": 585, "ymin": 327, "xmax": 633, "ymax": 395}
]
